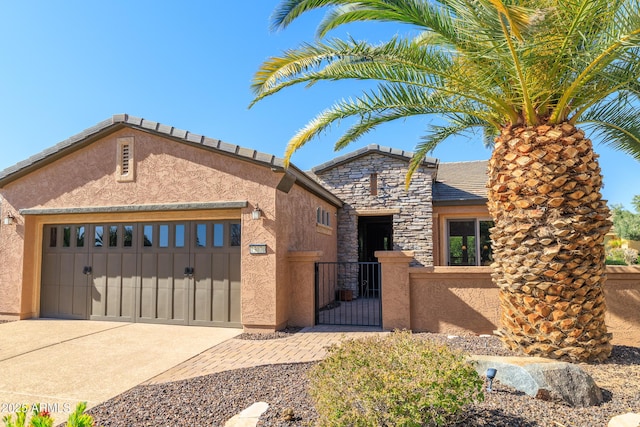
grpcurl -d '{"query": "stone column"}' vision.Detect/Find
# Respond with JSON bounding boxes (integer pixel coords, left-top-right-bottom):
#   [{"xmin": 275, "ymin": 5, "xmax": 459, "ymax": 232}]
[
  {"xmin": 288, "ymin": 251, "xmax": 323, "ymax": 327},
  {"xmin": 376, "ymin": 250, "xmax": 414, "ymax": 330}
]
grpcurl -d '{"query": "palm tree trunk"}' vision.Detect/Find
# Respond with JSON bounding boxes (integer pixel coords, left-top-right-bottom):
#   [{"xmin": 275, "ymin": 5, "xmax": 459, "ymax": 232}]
[{"xmin": 487, "ymin": 123, "xmax": 612, "ymax": 362}]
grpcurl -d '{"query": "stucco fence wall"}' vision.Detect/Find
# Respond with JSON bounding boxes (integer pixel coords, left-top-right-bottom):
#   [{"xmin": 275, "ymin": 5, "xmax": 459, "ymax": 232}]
[
  {"xmin": 287, "ymin": 251, "xmax": 639, "ymax": 346},
  {"xmin": 378, "ymin": 251, "xmax": 640, "ymax": 346}
]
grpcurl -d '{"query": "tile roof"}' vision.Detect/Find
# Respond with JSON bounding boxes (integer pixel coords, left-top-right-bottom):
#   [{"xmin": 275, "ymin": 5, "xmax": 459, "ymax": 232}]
[
  {"xmin": 433, "ymin": 160, "xmax": 489, "ymax": 205},
  {"xmin": 311, "ymin": 144, "xmax": 438, "ymax": 173},
  {"xmin": 0, "ymin": 114, "xmax": 342, "ymax": 206}
]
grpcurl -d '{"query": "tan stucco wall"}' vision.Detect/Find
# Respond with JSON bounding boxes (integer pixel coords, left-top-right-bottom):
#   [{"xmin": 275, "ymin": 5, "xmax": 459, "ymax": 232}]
[
  {"xmin": 604, "ymin": 266, "xmax": 640, "ymax": 346},
  {"xmin": 276, "ymin": 182, "xmax": 338, "ymax": 328},
  {"xmin": 403, "ymin": 265, "xmax": 640, "ymax": 346},
  {"xmin": 0, "ymin": 128, "xmax": 336, "ymax": 329},
  {"xmin": 409, "ymin": 266, "xmax": 498, "ymax": 334},
  {"xmin": 433, "ymin": 204, "xmax": 490, "ymax": 266},
  {"xmin": 0, "ymin": 199, "xmax": 25, "ymax": 318},
  {"xmin": 287, "ymin": 251, "xmax": 323, "ymax": 327},
  {"xmin": 378, "ymin": 251, "xmax": 414, "ymax": 330}
]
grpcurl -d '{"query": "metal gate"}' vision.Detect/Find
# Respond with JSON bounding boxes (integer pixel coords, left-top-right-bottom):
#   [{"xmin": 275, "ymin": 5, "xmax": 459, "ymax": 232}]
[{"xmin": 315, "ymin": 262, "xmax": 381, "ymax": 327}]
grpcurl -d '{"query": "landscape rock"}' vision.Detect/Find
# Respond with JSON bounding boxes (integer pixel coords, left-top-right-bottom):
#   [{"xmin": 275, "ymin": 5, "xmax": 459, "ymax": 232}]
[
  {"xmin": 608, "ymin": 413, "xmax": 640, "ymax": 427},
  {"xmin": 470, "ymin": 355, "xmax": 603, "ymax": 407}
]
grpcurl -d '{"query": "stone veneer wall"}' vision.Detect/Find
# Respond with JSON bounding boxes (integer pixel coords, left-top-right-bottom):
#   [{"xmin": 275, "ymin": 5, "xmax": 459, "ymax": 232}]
[{"xmin": 314, "ymin": 152, "xmax": 435, "ymax": 268}]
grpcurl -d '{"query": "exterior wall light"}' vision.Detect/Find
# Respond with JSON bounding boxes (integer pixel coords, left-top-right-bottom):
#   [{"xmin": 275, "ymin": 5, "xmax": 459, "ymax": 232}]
[
  {"xmin": 249, "ymin": 244, "xmax": 267, "ymax": 255},
  {"xmin": 3, "ymin": 212, "xmax": 15, "ymax": 225},
  {"xmin": 252, "ymin": 204, "xmax": 262, "ymax": 220}
]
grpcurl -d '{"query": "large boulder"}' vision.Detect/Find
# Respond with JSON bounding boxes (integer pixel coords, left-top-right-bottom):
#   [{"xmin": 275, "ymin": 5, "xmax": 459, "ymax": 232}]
[
  {"xmin": 469, "ymin": 355, "xmax": 603, "ymax": 407},
  {"xmin": 609, "ymin": 413, "xmax": 640, "ymax": 427}
]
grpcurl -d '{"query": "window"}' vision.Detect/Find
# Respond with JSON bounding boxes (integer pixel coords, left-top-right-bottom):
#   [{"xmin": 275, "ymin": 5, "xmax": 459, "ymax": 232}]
[
  {"xmin": 213, "ymin": 223, "xmax": 224, "ymax": 247},
  {"xmin": 447, "ymin": 219, "xmax": 494, "ymax": 266},
  {"xmin": 159, "ymin": 225, "xmax": 169, "ymax": 248},
  {"xmin": 317, "ymin": 207, "xmax": 331, "ymax": 227},
  {"xmin": 94, "ymin": 226, "xmax": 104, "ymax": 247},
  {"xmin": 109, "ymin": 226, "xmax": 118, "ymax": 247},
  {"xmin": 116, "ymin": 137, "xmax": 135, "ymax": 182},
  {"xmin": 230, "ymin": 223, "xmax": 241, "ymax": 246},
  {"xmin": 370, "ymin": 173, "xmax": 378, "ymax": 196},
  {"xmin": 196, "ymin": 223, "xmax": 207, "ymax": 247},
  {"xmin": 123, "ymin": 225, "xmax": 134, "ymax": 247},
  {"xmin": 174, "ymin": 224, "xmax": 185, "ymax": 248}
]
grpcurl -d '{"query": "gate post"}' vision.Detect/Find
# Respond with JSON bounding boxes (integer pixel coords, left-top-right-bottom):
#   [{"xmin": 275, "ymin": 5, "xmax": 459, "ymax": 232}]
[
  {"xmin": 376, "ymin": 251, "xmax": 414, "ymax": 330},
  {"xmin": 288, "ymin": 251, "xmax": 323, "ymax": 327}
]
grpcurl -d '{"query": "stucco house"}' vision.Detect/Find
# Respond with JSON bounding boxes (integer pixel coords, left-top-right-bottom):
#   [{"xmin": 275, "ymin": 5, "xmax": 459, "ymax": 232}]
[{"xmin": 0, "ymin": 114, "xmax": 490, "ymax": 331}]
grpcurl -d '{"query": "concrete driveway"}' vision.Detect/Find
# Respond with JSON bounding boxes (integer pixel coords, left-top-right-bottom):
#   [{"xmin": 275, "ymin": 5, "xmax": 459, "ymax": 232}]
[{"xmin": 0, "ymin": 319, "xmax": 240, "ymax": 421}]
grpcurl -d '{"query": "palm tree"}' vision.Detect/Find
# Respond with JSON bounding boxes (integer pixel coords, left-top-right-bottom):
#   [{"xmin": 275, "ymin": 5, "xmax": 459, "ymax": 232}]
[{"xmin": 251, "ymin": 0, "xmax": 640, "ymax": 362}]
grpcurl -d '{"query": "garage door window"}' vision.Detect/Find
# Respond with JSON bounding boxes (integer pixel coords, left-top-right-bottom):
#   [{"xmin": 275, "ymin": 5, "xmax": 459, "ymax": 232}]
[
  {"xmin": 62, "ymin": 226, "xmax": 71, "ymax": 247},
  {"xmin": 196, "ymin": 223, "xmax": 207, "ymax": 247},
  {"xmin": 124, "ymin": 225, "xmax": 133, "ymax": 247},
  {"xmin": 109, "ymin": 226, "xmax": 118, "ymax": 247},
  {"xmin": 95, "ymin": 226, "xmax": 104, "ymax": 247},
  {"xmin": 213, "ymin": 223, "xmax": 224, "ymax": 247},
  {"xmin": 231, "ymin": 223, "xmax": 241, "ymax": 246},
  {"xmin": 77, "ymin": 226, "xmax": 85, "ymax": 247},
  {"xmin": 175, "ymin": 224, "xmax": 185, "ymax": 248},
  {"xmin": 159, "ymin": 224, "xmax": 169, "ymax": 248},
  {"xmin": 49, "ymin": 228, "xmax": 57, "ymax": 247},
  {"xmin": 143, "ymin": 225, "xmax": 153, "ymax": 247}
]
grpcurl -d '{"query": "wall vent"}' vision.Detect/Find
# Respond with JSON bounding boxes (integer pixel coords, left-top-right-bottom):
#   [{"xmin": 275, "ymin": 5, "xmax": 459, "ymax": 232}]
[{"xmin": 117, "ymin": 137, "xmax": 135, "ymax": 182}]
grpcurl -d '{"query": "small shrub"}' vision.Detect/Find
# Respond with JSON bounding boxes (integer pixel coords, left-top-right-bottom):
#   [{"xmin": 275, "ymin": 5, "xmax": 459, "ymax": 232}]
[
  {"xmin": 606, "ymin": 247, "xmax": 639, "ymax": 265},
  {"xmin": 607, "ymin": 239, "xmax": 623, "ymax": 249},
  {"xmin": 3, "ymin": 403, "xmax": 95, "ymax": 427},
  {"xmin": 624, "ymin": 248, "xmax": 639, "ymax": 265},
  {"xmin": 307, "ymin": 330, "xmax": 484, "ymax": 426}
]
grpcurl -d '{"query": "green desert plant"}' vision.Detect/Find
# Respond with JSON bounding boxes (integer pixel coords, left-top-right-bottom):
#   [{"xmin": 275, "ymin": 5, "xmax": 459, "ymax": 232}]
[
  {"xmin": 2, "ymin": 405, "xmax": 52, "ymax": 427},
  {"xmin": 307, "ymin": 331, "xmax": 484, "ymax": 426},
  {"xmin": 2, "ymin": 403, "xmax": 95, "ymax": 427}
]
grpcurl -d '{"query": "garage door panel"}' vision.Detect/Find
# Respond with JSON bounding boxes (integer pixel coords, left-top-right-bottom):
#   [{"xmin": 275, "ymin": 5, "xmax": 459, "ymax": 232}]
[
  {"xmin": 90, "ymin": 253, "xmax": 107, "ymax": 317},
  {"xmin": 156, "ymin": 253, "xmax": 173, "ymax": 321},
  {"xmin": 211, "ymin": 253, "xmax": 229, "ymax": 323},
  {"xmin": 139, "ymin": 253, "xmax": 158, "ymax": 321},
  {"xmin": 121, "ymin": 254, "xmax": 137, "ymax": 319},
  {"xmin": 106, "ymin": 253, "xmax": 123, "ymax": 318},
  {"xmin": 42, "ymin": 220, "xmax": 241, "ymax": 327},
  {"xmin": 193, "ymin": 253, "xmax": 214, "ymax": 323},
  {"xmin": 57, "ymin": 253, "xmax": 88, "ymax": 319},
  {"xmin": 171, "ymin": 253, "xmax": 190, "ymax": 322},
  {"xmin": 40, "ymin": 253, "xmax": 60, "ymax": 317},
  {"xmin": 229, "ymin": 253, "xmax": 241, "ymax": 323}
]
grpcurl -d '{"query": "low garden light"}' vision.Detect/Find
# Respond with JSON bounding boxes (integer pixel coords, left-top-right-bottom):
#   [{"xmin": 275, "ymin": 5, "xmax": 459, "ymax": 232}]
[{"xmin": 486, "ymin": 368, "xmax": 497, "ymax": 392}]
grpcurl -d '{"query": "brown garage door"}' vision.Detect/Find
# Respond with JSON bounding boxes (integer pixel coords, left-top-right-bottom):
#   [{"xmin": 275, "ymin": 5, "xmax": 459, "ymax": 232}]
[{"xmin": 41, "ymin": 221, "xmax": 241, "ymax": 327}]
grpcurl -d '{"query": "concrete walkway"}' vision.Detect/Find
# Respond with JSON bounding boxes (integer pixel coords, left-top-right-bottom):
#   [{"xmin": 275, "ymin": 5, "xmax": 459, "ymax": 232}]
[
  {"xmin": 0, "ymin": 320, "xmax": 385, "ymax": 425},
  {"xmin": 145, "ymin": 325, "xmax": 386, "ymax": 385},
  {"xmin": 0, "ymin": 320, "xmax": 240, "ymax": 419}
]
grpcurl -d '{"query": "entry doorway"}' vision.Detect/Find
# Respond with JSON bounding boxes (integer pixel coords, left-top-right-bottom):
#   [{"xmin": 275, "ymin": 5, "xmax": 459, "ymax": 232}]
[
  {"xmin": 358, "ymin": 215, "xmax": 393, "ymax": 262},
  {"xmin": 357, "ymin": 215, "xmax": 392, "ymax": 298}
]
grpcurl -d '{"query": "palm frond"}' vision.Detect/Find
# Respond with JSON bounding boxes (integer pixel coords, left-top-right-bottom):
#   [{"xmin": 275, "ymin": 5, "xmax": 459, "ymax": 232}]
[
  {"xmin": 406, "ymin": 115, "xmax": 491, "ymax": 186},
  {"xmin": 258, "ymin": 0, "xmax": 640, "ymax": 166},
  {"xmin": 580, "ymin": 96, "xmax": 640, "ymax": 161}
]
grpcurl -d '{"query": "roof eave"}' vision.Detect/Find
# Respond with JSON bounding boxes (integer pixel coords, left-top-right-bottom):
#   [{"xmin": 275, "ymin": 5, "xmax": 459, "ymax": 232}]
[
  {"xmin": 0, "ymin": 118, "xmax": 125, "ymax": 187},
  {"xmin": 312, "ymin": 144, "xmax": 438, "ymax": 174},
  {"xmin": 432, "ymin": 198, "xmax": 488, "ymax": 207}
]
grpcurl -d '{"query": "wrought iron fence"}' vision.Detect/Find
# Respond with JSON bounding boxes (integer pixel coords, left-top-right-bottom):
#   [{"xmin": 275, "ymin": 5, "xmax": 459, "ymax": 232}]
[{"xmin": 315, "ymin": 262, "xmax": 381, "ymax": 327}]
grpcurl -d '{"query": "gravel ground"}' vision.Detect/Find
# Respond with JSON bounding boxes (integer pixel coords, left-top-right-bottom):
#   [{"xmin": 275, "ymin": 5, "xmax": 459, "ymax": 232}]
[{"xmin": 87, "ymin": 334, "xmax": 640, "ymax": 427}]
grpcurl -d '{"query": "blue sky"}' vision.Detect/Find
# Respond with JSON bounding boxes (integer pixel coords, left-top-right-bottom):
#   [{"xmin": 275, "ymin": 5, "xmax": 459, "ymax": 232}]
[{"xmin": 0, "ymin": 1, "xmax": 637, "ymax": 209}]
